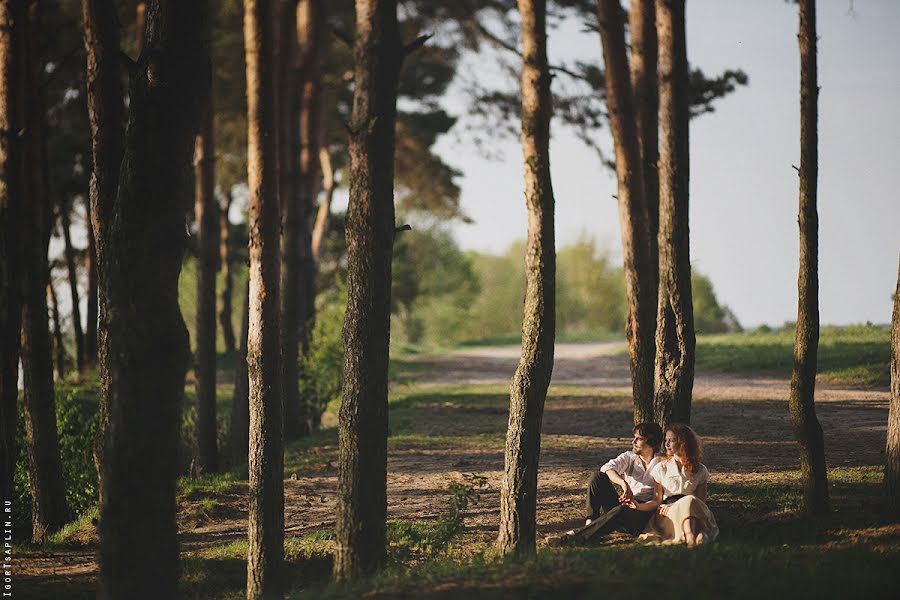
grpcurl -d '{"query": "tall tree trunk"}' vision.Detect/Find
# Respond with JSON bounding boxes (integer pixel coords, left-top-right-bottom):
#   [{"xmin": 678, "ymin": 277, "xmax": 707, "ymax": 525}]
[
  {"xmin": 790, "ymin": 0, "xmax": 828, "ymax": 517},
  {"xmin": 229, "ymin": 278, "xmax": 250, "ymax": 466},
  {"xmin": 20, "ymin": 0, "xmax": 69, "ymax": 543},
  {"xmin": 282, "ymin": 0, "xmax": 326, "ymax": 437},
  {"xmin": 0, "ymin": 0, "xmax": 26, "ymax": 508},
  {"xmin": 653, "ymin": 0, "xmax": 694, "ymax": 426},
  {"xmin": 47, "ymin": 280, "xmax": 65, "ymax": 380},
  {"xmin": 334, "ymin": 0, "xmax": 402, "ymax": 580},
  {"xmin": 82, "ymin": 0, "xmax": 125, "ymax": 494},
  {"xmin": 885, "ymin": 255, "xmax": 900, "ymax": 514},
  {"xmin": 194, "ymin": 95, "xmax": 220, "ymax": 474},
  {"xmin": 310, "ymin": 146, "xmax": 335, "ymax": 266},
  {"xmin": 244, "ymin": 1, "xmax": 284, "ymax": 597},
  {"xmin": 628, "ymin": 0, "xmax": 659, "ymax": 319},
  {"xmin": 497, "ymin": 0, "xmax": 556, "ymax": 556},
  {"xmin": 96, "ymin": 2, "xmax": 208, "ymax": 597},
  {"xmin": 59, "ymin": 196, "xmax": 85, "ymax": 371},
  {"xmin": 218, "ymin": 189, "xmax": 236, "ymax": 353},
  {"xmin": 134, "ymin": 0, "xmax": 146, "ymax": 53},
  {"xmin": 278, "ymin": 0, "xmax": 304, "ymax": 439},
  {"xmin": 596, "ymin": 0, "xmax": 654, "ymax": 423},
  {"xmin": 297, "ymin": 0, "xmax": 325, "ymax": 358},
  {"xmin": 84, "ymin": 197, "xmax": 98, "ymax": 367}
]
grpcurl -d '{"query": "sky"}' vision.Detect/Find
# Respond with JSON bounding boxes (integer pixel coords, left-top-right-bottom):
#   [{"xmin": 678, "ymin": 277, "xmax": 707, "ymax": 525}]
[{"xmin": 426, "ymin": 0, "xmax": 900, "ymax": 328}]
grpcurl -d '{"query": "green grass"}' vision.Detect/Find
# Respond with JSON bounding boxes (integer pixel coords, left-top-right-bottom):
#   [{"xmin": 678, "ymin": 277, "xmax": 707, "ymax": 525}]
[
  {"xmin": 177, "ymin": 472, "xmax": 246, "ymax": 498},
  {"xmin": 695, "ymin": 324, "xmax": 890, "ymax": 385},
  {"xmin": 283, "ymin": 466, "xmax": 899, "ymax": 600}
]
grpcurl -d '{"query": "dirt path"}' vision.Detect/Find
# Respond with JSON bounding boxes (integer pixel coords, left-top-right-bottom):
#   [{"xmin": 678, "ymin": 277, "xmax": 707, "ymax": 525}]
[
  {"xmin": 184, "ymin": 342, "xmax": 889, "ymax": 545},
  {"xmin": 19, "ymin": 342, "xmax": 891, "ymax": 588}
]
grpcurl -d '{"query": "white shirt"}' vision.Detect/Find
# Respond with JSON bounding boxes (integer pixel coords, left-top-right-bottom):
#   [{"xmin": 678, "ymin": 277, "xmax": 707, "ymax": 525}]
[
  {"xmin": 649, "ymin": 458, "xmax": 709, "ymax": 498},
  {"xmin": 600, "ymin": 451, "xmax": 664, "ymax": 502}
]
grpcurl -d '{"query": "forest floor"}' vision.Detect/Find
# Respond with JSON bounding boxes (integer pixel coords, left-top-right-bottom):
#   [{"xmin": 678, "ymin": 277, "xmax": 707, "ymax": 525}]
[{"xmin": 17, "ymin": 339, "xmax": 900, "ymax": 599}]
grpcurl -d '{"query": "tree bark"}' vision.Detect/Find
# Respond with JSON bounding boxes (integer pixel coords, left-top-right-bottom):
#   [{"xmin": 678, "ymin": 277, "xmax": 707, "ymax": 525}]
[
  {"xmin": 134, "ymin": 0, "xmax": 146, "ymax": 53},
  {"xmin": 244, "ymin": 1, "xmax": 284, "ymax": 597},
  {"xmin": 310, "ymin": 146, "xmax": 335, "ymax": 266},
  {"xmin": 0, "ymin": 0, "xmax": 25, "ymax": 508},
  {"xmin": 885, "ymin": 254, "xmax": 900, "ymax": 513},
  {"xmin": 59, "ymin": 196, "xmax": 85, "ymax": 372},
  {"xmin": 297, "ymin": 0, "xmax": 325, "ymax": 357},
  {"xmin": 219, "ymin": 189, "xmax": 236, "ymax": 353},
  {"xmin": 85, "ymin": 197, "xmax": 98, "ymax": 367},
  {"xmin": 194, "ymin": 94, "xmax": 220, "ymax": 474},
  {"xmin": 82, "ymin": 0, "xmax": 125, "ymax": 493},
  {"xmin": 96, "ymin": 1, "xmax": 208, "ymax": 597},
  {"xmin": 334, "ymin": 0, "xmax": 402, "ymax": 580},
  {"xmin": 277, "ymin": 0, "xmax": 304, "ymax": 439},
  {"xmin": 628, "ymin": 0, "xmax": 659, "ymax": 322},
  {"xmin": 47, "ymin": 280, "xmax": 65, "ymax": 380},
  {"xmin": 653, "ymin": 0, "xmax": 694, "ymax": 426},
  {"xmin": 790, "ymin": 0, "xmax": 828, "ymax": 517},
  {"xmin": 229, "ymin": 278, "xmax": 250, "ymax": 466},
  {"xmin": 20, "ymin": 0, "xmax": 69, "ymax": 543},
  {"xmin": 282, "ymin": 0, "xmax": 326, "ymax": 438},
  {"xmin": 596, "ymin": 0, "xmax": 654, "ymax": 423},
  {"xmin": 497, "ymin": 0, "xmax": 556, "ymax": 557}
]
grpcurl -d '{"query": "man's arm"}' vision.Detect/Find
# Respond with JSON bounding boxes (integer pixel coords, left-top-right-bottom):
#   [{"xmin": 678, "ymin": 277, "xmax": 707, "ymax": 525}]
[{"xmin": 604, "ymin": 469, "xmax": 633, "ymax": 502}]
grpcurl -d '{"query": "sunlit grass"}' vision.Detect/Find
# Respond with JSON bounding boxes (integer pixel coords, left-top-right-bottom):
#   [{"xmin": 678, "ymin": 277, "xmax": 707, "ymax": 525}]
[{"xmin": 695, "ymin": 324, "xmax": 889, "ymax": 385}]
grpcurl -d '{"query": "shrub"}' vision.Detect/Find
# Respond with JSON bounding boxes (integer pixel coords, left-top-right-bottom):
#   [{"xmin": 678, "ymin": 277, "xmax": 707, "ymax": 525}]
[
  {"xmin": 300, "ymin": 296, "xmax": 346, "ymax": 429},
  {"xmin": 13, "ymin": 384, "xmax": 99, "ymax": 541}
]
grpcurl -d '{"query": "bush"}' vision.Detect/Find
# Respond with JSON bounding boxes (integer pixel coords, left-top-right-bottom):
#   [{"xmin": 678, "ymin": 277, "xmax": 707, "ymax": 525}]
[
  {"xmin": 300, "ymin": 296, "xmax": 346, "ymax": 429},
  {"xmin": 13, "ymin": 384, "xmax": 99, "ymax": 541}
]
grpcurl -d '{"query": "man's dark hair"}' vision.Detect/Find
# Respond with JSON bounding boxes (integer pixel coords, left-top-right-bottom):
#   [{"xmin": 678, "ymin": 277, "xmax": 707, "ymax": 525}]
[{"xmin": 633, "ymin": 422, "xmax": 663, "ymax": 453}]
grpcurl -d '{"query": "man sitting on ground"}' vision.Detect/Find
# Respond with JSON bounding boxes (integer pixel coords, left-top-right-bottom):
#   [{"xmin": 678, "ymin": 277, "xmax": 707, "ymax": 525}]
[{"xmin": 554, "ymin": 422, "xmax": 664, "ymax": 545}]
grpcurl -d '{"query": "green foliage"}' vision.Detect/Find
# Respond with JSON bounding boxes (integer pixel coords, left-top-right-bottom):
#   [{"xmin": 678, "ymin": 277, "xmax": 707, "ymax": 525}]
[
  {"xmin": 392, "ymin": 225, "xmax": 480, "ymax": 343},
  {"xmin": 390, "ymin": 232, "xmax": 738, "ymax": 346},
  {"xmin": 692, "ymin": 272, "xmax": 743, "ymax": 334},
  {"xmin": 388, "ymin": 473, "xmax": 488, "ymax": 562},
  {"xmin": 13, "ymin": 384, "xmax": 99, "ymax": 540},
  {"xmin": 178, "ymin": 257, "xmax": 248, "ymax": 353},
  {"xmin": 300, "ymin": 295, "xmax": 347, "ymax": 428},
  {"xmin": 556, "ymin": 235, "xmax": 627, "ymax": 334}
]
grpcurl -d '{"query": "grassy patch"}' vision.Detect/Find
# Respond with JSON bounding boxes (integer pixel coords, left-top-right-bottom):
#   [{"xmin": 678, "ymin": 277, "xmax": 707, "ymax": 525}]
[
  {"xmin": 284, "ymin": 427, "xmax": 339, "ymax": 475},
  {"xmin": 289, "ymin": 466, "xmax": 900, "ymax": 599},
  {"xmin": 695, "ymin": 325, "xmax": 890, "ymax": 385},
  {"xmin": 45, "ymin": 506, "xmax": 99, "ymax": 548},
  {"xmin": 177, "ymin": 472, "xmax": 246, "ymax": 498},
  {"xmin": 181, "ymin": 532, "xmax": 334, "ymax": 599}
]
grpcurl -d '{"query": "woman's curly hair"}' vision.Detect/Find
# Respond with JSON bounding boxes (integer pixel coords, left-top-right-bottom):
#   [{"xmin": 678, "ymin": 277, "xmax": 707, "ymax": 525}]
[{"xmin": 666, "ymin": 423, "xmax": 702, "ymax": 475}]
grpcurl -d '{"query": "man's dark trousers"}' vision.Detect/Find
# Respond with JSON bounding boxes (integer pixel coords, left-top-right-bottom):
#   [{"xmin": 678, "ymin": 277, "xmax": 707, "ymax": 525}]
[{"xmin": 579, "ymin": 471, "xmax": 652, "ymax": 541}]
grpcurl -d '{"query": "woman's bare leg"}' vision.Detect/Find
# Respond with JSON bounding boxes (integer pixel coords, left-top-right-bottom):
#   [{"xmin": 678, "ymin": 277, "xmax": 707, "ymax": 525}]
[{"xmin": 682, "ymin": 517, "xmax": 697, "ymax": 545}]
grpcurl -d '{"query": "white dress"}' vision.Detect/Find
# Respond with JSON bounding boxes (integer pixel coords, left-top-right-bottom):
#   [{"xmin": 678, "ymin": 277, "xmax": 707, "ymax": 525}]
[{"xmin": 640, "ymin": 458, "xmax": 719, "ymax": 544}]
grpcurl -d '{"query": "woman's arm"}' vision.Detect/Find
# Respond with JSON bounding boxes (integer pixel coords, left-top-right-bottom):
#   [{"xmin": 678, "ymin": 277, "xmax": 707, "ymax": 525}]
[
  {"xmin": 628, "ymin": 481, "xmax": 663, "ymax": 512},
  {"xmin": 694, "ymin": 482, "xmax": 708, "ymax": 502}
]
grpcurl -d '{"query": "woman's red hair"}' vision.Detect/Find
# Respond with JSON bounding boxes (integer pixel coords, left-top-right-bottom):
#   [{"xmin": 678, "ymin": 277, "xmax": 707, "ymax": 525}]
[{"xmin": 666, "ymin": 423, "xmax": 702, "ymax": 475}]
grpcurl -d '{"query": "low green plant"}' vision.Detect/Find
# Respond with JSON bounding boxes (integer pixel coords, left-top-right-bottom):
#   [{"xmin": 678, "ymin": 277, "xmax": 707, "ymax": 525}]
[
  {"xmin": 388, "ymin": 473, "xmax": 488, "ymax": 562},
  {"xmin": 13, "ymin": 384, "xmax": 99, "ymax": 541},
  {"xmin": 300, "ymin": 295, "xmax": 346, "ymax": 430}
]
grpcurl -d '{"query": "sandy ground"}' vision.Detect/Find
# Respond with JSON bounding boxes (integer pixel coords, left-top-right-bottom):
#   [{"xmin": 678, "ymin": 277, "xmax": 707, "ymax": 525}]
[{"xmin": 18, "ymin": 342, "xmax": 891, "ymax": 588}]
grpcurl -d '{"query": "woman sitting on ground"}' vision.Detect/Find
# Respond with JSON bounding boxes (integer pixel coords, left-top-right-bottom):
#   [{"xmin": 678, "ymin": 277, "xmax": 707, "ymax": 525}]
[{"xmin": 627, "ymin": 423, "xmax": 719, "ymax": 546}]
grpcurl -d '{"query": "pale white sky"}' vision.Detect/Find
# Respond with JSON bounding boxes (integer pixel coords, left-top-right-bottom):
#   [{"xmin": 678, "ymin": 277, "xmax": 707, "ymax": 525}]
[{"xmin": 429, "ymin": 0, "xmax": 900, "ymax": 328}]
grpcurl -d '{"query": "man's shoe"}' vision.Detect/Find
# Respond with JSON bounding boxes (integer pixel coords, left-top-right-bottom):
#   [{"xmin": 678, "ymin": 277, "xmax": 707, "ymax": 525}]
[{"xmin": 547, "ymin": 531, "xmax": 577, "ymax": 547}]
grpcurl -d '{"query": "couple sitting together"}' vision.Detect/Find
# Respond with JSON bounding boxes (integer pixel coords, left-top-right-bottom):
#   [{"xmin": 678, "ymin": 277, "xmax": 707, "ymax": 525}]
[{"xmin": 560, "ymin": 422, "xmax": 718, "ymax": 546}]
